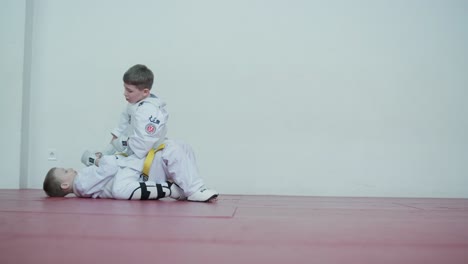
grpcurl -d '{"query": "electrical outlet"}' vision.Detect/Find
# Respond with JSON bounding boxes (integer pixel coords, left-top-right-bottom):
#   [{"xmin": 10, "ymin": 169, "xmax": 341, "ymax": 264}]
[{"xmin": 48, "ymin": 149, "xmax": 57, "ymax": 161}]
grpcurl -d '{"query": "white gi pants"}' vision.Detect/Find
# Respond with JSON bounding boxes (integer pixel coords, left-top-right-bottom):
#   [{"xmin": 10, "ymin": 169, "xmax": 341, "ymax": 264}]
[
  {"xmin": 112, "ymin": 139, "xmax": 205, "ymax": 199},
  {"xmin": 150, "ymin": 139, "xmax": 205, "ymax": 196}
]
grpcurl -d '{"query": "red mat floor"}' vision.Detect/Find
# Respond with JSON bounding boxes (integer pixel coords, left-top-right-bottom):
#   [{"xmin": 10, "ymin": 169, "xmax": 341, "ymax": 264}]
[{"xmin": 1, "ymin": 189, "xmax": 467, "ymax": 264}]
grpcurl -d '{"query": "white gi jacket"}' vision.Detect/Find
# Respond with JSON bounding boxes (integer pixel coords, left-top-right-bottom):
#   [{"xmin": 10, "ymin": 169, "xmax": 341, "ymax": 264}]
[
  {"xmin": 72, "ymin": 156, "xmax": 120, "ymax": 198},
  {"xmin": 73, "ymin": 155, "xmax": 146, "ymax": 199},
  {"xmin": 112, "ymin": 94, "xmax": 168, "ymax": 159}
]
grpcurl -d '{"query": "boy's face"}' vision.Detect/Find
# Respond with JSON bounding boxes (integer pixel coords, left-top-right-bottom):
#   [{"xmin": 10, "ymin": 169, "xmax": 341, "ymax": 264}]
[
  {"xmin": 124, "ymin": 83, "xmax": 150, "ymax": 104},
  {"xmin": 54, "ymin": 168, "xmax": 77, "ymax": 182}
]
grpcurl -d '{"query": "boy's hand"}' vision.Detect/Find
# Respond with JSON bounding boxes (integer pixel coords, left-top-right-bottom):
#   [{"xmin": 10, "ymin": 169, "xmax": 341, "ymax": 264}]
[
  {"xmin": 111, "ymin": 136, "xmax": 129, "ymax": 152},
  {"xmin": 81, "ymin": 150, "xmax": 102, "ymax": 167}
]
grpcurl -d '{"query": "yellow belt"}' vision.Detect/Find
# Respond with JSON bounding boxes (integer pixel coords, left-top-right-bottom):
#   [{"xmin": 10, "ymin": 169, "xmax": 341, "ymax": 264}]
[{"xmin": 141, "ymin": 143, "xmax": 165, "ymax": 181}]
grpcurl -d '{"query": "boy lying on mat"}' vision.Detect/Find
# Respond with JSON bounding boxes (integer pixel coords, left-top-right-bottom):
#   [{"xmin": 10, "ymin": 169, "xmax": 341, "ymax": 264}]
[{"xmin": 43, "ymin": 139, "xmax": 218, "ymax": 202}]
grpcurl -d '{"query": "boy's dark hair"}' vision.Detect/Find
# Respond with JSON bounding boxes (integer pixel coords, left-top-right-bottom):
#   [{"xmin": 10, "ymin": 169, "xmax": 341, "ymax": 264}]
[
  {"xmin": 123, "ymin": 64, "xmax": 154, "ymax": 90},
  {"xmin": 43, "ymin": 168, "xmax": 68, "ymax": 197}
]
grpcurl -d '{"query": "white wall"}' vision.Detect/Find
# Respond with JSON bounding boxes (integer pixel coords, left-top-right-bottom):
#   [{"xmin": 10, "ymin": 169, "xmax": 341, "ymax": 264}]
[
  {"xmin": 0, "ymin": 0, "xmax": 26, "ymax": 189},
  {"xmin": 6, "ymin": 0, "xmax": 468, "ymax": 197}
]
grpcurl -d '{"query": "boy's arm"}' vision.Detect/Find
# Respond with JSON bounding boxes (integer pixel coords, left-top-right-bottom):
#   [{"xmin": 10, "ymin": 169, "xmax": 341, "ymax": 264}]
[
  {"xmin": 74, "ymin": 156, "xmax": 119, "ymax": 198},
  {"xmin": 111, "ymin": 107, "xmax": 131, "ymax": 139},
  {"xmin": 104, "ymin": 106, "xmax": 131, "ymax": 155}
]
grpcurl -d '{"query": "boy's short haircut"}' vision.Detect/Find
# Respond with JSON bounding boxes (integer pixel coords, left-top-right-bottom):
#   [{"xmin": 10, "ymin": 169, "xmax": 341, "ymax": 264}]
[
  {"xmin": 123, "ymin": 64, "xmax": 154, "ymax": 90},
  {"xmin": 43, "ymin": 168, "xmax": 68, "ymax": 197}
]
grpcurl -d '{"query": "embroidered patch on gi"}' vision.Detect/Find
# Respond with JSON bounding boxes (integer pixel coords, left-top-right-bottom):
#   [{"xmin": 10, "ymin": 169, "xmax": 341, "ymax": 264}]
[
  {"xmin": 149, "ymin": 115, "xmax": 160, "ymax": 124},
  {"xmin": 145, "ymin": 123, "xmax": 157, "ymax": 135}
]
